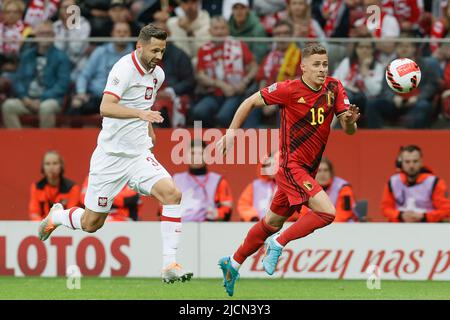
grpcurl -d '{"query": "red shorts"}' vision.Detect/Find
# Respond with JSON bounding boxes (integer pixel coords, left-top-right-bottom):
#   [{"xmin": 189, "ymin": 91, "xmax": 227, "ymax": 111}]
[{"xmin": 270, "ymin": 166, "xmax": 323, "ymax": 217}]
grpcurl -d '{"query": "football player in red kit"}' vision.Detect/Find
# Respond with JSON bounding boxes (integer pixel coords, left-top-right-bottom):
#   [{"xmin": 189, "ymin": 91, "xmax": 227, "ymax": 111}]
[{"xmin": 217, "ymin": 43, "xmax": 360, "ymax": 296}]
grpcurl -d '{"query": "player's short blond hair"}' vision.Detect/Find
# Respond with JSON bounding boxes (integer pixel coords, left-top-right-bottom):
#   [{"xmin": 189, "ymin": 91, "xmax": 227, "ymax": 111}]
[
  {"xmin": 302, "ymin": 43, "xmax": 327, "ymax": 59},
  {"xmin": 138, "ymin": 24, "xmax": 168, "ymax": 43}
]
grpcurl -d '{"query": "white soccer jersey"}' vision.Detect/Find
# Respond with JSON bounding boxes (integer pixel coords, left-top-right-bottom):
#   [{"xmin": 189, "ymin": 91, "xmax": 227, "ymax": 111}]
[{"xmin": 100, "ymin": 50, "xmax": 165, "ymax": 157}]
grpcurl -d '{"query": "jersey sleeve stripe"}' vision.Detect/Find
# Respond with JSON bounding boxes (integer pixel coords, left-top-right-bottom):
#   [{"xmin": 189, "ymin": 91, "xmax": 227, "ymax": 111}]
[{"xmin": 103, "ymin": 91, "xmax": 121, "ymax": 100}]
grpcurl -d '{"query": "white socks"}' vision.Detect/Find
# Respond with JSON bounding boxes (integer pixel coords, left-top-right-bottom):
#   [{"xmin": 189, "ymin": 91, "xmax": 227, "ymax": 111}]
[
  {"xmin": 273, "ymin": 235, "xmax": 284, "ymax": 248},
  {"xmin": 52, "ymin": 207, "xmax": 84, "ymax": 230},
  {"xmin": 230, "ymin": 256, "xmax": 241, "ymax": 270},
  {"xmin": 161, "ymin": 204, "xmax": 182, "ymax": 268}
]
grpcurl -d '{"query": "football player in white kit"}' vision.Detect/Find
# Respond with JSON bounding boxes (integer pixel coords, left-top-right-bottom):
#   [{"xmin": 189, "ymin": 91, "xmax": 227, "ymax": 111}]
[{"xmin": 38, "ymin": 24, "xmax": 193, "ymax": 283}]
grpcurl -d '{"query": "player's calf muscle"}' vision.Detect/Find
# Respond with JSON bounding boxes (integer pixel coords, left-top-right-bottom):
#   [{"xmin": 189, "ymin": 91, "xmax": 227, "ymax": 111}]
[
  {"xmin": 160, "ymin": 187, "xmax": 182, "ymax": 205},
  {"xmin": 81, "ymin": 209, "xmax": 107, "ymax": 233},
  {"xmin": 151, "ymin": 179, "xmax": 182, "ymax": 205}
]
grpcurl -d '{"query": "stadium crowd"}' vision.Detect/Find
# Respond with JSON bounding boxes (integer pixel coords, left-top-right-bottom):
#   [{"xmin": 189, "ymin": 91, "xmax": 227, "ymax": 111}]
[{"xmin": 0, "ymin": 0, "xmax": 450, "ymax": 128}]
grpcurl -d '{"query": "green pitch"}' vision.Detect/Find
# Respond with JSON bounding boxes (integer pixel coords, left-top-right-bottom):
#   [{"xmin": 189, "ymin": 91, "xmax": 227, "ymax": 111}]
[{"xmin": 0, "ymin": 277, "xmax": 449, "ymax": 300}]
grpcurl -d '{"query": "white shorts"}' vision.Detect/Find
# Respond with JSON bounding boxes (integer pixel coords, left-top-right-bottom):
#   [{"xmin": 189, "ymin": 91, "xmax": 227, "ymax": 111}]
[{"xmin": 85, "ymin": 146, "xmax": 171, "ymax": 213}]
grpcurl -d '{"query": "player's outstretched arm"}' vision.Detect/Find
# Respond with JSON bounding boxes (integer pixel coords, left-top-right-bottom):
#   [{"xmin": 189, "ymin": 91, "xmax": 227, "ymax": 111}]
[
  {"xmin": 338, "ymin": 104, "xmax": 360, "ymax": 135},
  {"xmin": 217, "ymin": 92, "xmax": 266, "ymax": 154},
  {"xmin": 228, "ymin": 92, "xmax": 266, "ymax": 130},
  {"xmin": 100, "ymin": 93, "xmax": 164, "ymax": 123}
]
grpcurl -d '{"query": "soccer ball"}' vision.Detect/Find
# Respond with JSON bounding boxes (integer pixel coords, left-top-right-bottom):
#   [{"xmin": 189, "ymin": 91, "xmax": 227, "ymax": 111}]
[{"xmin": 385, "ymin": 58, "xmax": 421, "ymax": 94}]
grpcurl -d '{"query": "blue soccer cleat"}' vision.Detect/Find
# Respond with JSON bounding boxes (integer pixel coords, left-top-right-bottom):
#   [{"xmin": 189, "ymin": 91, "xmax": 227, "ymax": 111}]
[
  {"xmin": 218, "ymin": 256, "xmax": 239, "ymax": 297},
  {"xmin": 262, "ymin": 234, "xmax": 283, "ymax": 275}
]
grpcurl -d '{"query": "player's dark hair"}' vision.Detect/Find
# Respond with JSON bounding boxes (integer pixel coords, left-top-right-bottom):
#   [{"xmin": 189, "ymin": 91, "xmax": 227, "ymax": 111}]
[
  {"xmin": 138, "ymin": 24, "xmax": 167, "ymax": 43},
  {"xmin": 320, "ymin": 157, "xmax": 334, "ymax": 177},
  {"xmin": 302, "ymin": 43, "xmax": 327, "ymax": 58}
]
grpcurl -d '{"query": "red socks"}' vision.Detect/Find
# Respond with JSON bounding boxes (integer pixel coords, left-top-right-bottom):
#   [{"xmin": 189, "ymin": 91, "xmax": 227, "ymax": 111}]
[
  {"xmin": 276, "ymin": 211, "xmax": 335, "ymax": 247},
  {"xmin": 233, "ymin": 219, "xmax": 279, "ymax": 264}
]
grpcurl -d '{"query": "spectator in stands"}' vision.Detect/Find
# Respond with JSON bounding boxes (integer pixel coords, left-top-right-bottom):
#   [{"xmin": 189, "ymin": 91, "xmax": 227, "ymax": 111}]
[
  {"xmin": 167, "ymin": 0, "xmax": 210, "ymax": 66},
  {"xmin": 192, "ymin": 16, "xmax": 258, "ymax": 128},
  {"xmin": 382, "ymin": 145, "xmax": 450, "ymax": 223},
  {"xmin": 351, "ymin": 0, "xmax": 400, "ymax": 38},
  {"xmin": 151, "ymin": 21, "xmax": 195, "ymax": 128},
  {"xmin": 252, "ymin": 0, "xmax": 286, "ymax": 18},
  {"xmin": 366, "ymin": 37, "xmax": 439, "ymax": 129},
  {"xmin": 24, "ymin": 0, "xmax": 60, "ymax": 30},
  {"xmin": 228, "ymin": 0, "xmax": 268, "ymax": 63},
  {"xmin": 238, "ymin": 153, "xmax": 277, "ymax": 221},
  {"xmin": 430, "ymin": 0, "xmax": 450, "ymax": 53},
  {"xmin": 382, "ymin": 0, "xmax": 422, "ymax": 33},
  {"xmin": 132, "ymin": 0, "xmax": 176, "ymax": 26},
  {"xmin": 106, "ymin": 0, "xmax": 141, "ymax": 36},
  {"xmin": 53, "ymin": 0, "xmax": 91, "ymax": 80},
  {"xmin": 351, "ymin": 0, "xmax": 400, "ymax": 66},
  {"xmin": 257, "ymin": 20, "xmax": 301, "ymax": 86},
  {"xmin": 261, "ymin": 0, "xmax": 325, "ymax": 42},
  {"xmin": 81, "ymin": 176, "xmax": 141, "ymax": 221},
  {"xmin": 314, "ymin": 0, "xmax": 351, "ymax": 38},
  {"xmin": 0, "ymin": 0, "xmax": 32, "ymax": 61},
  {"xmin": 29, "ymin": 150, "xmax": 80, "ymax": 221},
  {"xmin": 79, "ymin": 0, "xmax": 111, "ymax": 37},
  {"xmin": 2, "ymin": 21, "xmax": 71, "ymax": 128},
  {"xmin": 202, "ymin": 0, "xmax": 225, "ymax": 17},
  {"xmin": 174, "ymin": 140, "xmax": 233, "ymax": 222},
  {"xmin": 440, "ymin": 44, "xmax": 450, "ymax": 120},
  {"xmin": 69, "ymin": 21, "xmax": 133, "ymax": 116},
  {"xmin": 251, "ymin": 19, "xmax": 301, "ymax": 127},
  {"xmin": 333, "ymin": 39, "xmax": 384, "ymax": 121}
]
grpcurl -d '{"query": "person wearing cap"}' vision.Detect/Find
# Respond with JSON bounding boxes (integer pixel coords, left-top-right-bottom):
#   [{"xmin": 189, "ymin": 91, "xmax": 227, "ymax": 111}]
[
  {"xmin": 167, "ymin": 0, "xmax": 211, "ymax": 66},
  {"xmin": 228, "ymin": 0, "xmax": 269, "ymax": 63}
]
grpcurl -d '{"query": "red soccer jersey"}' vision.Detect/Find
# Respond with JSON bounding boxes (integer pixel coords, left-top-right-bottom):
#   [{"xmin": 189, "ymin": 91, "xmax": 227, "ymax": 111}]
[{"xmin": 260, "ymin": 77, "xmax": 349, "ymax": 176}]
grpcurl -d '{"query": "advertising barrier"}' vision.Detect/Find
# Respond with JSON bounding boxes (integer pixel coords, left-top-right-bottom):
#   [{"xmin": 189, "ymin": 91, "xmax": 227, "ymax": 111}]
[{"xmin": 1, "ymin": 222, "xmax": 449, "ymax": 280}]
